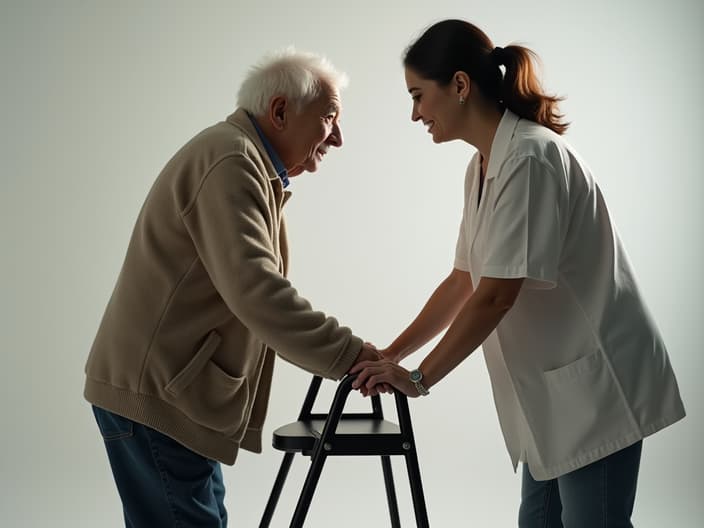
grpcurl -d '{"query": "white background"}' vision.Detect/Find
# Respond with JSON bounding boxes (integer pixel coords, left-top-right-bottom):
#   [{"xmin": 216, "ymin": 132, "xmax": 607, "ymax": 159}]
[{"xmin": 2, "ymin": 0, "xmax": 702, "ymax": 526}]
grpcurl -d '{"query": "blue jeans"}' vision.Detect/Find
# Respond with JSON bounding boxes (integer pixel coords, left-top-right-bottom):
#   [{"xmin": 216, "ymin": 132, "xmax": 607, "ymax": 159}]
[
  {"xmin": 518, "ymin": 441, "xmax": 642, "ymax": 528},
  {"xmin": 92, "ymin": 405, "xmax": 228, "ymax": 527}
]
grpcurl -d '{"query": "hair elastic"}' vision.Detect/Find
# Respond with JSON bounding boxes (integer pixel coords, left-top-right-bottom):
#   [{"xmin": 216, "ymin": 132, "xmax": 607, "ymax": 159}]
[{"xmin": 491, "ymin": 46, "xmax": 505, "ymax": 65}]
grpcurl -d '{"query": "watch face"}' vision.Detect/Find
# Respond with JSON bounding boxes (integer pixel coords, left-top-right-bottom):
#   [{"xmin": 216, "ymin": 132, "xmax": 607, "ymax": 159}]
[{"xmin": 410, "ymin": 370, "xmax": 422, "ymax": 382}]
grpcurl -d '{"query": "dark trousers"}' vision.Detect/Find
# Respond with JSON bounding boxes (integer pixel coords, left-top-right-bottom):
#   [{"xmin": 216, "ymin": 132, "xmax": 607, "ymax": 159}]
[
  {"xmin": 518, "ymin": 440, "xmax": 642, "ymax": 528},
  {"xmin": 92, "ymin": 405, "xmax": 228, "ymax": 528}
]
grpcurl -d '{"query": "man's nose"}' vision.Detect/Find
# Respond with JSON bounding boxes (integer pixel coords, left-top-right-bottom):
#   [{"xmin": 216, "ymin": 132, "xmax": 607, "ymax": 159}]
[{"xmin": 327, "ymin": 122, "xmax": 343, "ymax": 148}]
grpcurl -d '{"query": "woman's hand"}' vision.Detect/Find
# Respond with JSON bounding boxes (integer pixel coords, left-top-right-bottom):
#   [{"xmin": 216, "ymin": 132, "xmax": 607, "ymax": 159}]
[
  {"xmin": 350, "ymin": 343, "xmax": 394, "ymax": 394},
  {"xmin": 377, "ymin": 347, "xmax": 401, "ymax": 364},
  {"xmin": 350, "ymin": 359, "xmax": 418, "ymax": 398}
]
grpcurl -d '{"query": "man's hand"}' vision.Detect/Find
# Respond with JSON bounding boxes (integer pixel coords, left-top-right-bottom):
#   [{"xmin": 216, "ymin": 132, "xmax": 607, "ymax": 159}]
[{"xmin": 354, "ymin": 342, "xmax": 381, "ymax": 363}]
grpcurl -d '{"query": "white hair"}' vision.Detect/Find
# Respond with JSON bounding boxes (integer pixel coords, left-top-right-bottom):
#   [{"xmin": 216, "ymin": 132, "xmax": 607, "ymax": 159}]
[{"xmin": 236, "ymin": 47, "xmax": 349, "ymax": 115}]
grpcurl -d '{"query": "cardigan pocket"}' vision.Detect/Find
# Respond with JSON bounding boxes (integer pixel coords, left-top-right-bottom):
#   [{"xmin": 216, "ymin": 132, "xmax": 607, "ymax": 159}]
[
  {"xmin": 165, "ymin": 330, "xmax": 250, "ymax": 437},
  {"xmin": 166, "ymin": 330, "xmax": 223, "ymax": 396}
]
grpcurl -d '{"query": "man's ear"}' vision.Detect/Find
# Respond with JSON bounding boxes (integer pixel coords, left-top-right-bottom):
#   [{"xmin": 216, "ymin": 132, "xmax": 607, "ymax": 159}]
[{"xmin": 269, "ymin": 96, "xmax": 288, "ymax": 131}]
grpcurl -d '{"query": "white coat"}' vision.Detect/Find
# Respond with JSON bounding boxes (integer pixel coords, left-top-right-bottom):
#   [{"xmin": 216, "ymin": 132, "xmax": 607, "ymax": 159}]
[{"xmin": 454, "ymin": 110, "xmax": 685, "ymax": 480}]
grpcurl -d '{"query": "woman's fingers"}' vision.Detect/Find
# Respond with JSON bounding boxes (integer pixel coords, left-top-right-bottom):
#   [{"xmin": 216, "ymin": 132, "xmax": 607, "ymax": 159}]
[
  {"xmin": 352, "ymin": 362, "xmax": 405, "ymax": 397},
  {"xmin": 351, "ymin": 362, "xmax": 389, "ymax": 388}
]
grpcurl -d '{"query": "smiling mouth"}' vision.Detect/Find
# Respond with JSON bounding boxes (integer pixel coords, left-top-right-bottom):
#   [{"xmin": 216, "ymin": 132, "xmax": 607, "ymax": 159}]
[{"xmin": 424, "ymin": 121, "xmax": 434, "ymax": 133}]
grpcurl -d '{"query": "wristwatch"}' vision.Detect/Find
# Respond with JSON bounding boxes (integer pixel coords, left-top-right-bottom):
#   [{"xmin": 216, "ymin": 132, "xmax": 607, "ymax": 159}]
[{"xmin": 409, "ymin": 369, "xmax": 429, "ymax": 396}]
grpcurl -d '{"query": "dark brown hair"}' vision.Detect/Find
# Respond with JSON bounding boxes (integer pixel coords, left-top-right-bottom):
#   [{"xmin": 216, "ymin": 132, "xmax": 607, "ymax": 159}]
[{"xmin": 404, "ymin": 19, "xmax": 569, "ymax": 135}]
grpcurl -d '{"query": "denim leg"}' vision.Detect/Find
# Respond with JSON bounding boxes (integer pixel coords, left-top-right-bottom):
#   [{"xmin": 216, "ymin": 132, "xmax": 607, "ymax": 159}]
[
  {"xmin": 557, "ymin": 441, "xmax": 642, "ymax": 528},
  {"xmin": 518, "ymin": 464, "xmax": 563, "ymax": 528},
  {"xmin": 92, "ymin": 405, "xmax": 227, "ymax": 528},
  {"xmin": 212, "ymin": 461, "xmax": 228, "ymax": 525}
]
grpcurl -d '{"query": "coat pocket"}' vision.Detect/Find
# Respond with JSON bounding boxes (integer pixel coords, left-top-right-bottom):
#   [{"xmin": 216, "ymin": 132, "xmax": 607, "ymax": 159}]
[
  {"xmin": 536, "ymin": 350, "xmax": 633, "ymax": 463},
  {"xmin": 165, "ymin": 330, "xmax": 250, "ymax": 436},
  {"xmin": 543, "ymin": 351, "xmax": 601, "ymax": 383}
]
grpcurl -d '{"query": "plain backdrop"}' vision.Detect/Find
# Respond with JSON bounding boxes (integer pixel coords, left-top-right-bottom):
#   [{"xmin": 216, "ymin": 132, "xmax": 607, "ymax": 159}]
[{"xmin": 2, "ymin": 0, "xmax": 702, "ymax": 526}]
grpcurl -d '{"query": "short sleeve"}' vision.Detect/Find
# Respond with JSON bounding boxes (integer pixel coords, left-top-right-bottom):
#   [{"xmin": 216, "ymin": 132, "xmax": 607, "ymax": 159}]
[
  {"xmin": 454, "ymin": 209, "xmax": 470, "ymax": 271},
  {"xmin": 454, "ymin": 156, "xmax": 478, "ymax": 272},
  {"xmin": 481, "ymin": 156, "xmax": 563, "ymax": 289}
]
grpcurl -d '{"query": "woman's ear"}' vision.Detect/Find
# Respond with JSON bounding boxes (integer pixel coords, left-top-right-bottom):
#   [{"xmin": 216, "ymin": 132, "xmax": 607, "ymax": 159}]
[{"xmin": 454, "ymin": 71, "xmax": 471, "ymax": 100}]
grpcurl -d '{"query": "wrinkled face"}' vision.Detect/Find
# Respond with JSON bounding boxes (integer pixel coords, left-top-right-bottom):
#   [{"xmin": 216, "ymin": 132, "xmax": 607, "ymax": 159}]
[
  {"xmin": 405, "ymin": 67, "xmax": 460, "ymax": 143},
  {"xmin": 283, "ymin": 83, "xmax": 343, "ymax": 176}
]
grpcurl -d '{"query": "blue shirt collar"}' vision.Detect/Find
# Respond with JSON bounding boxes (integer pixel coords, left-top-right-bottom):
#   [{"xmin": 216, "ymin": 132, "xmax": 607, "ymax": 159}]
[{"xmin": 246, "ymin": 112, "xmax": 289, "ymax": 188}]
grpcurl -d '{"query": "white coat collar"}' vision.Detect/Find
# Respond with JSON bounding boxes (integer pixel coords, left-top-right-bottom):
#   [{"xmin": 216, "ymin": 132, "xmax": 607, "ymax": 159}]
[{"xmin": 485, "ymin": 110, "xmax": 521, "ymax": 180}]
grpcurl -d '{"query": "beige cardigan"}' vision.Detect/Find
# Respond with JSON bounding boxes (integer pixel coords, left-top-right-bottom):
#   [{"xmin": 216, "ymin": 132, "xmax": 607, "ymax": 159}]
[{"xmin": 84, "ymin": 109, "xmax": 362, "ymax": 464}]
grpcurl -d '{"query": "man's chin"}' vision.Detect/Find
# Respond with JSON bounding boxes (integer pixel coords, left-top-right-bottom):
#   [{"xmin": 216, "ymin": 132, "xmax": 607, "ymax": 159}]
[
  {"xmin": 302, "ymin": 156, "xmax": 320, "ymax": 172},
  {"xmin": 289, "ymin": 159, "xmax": 319, "ymax": 176},
  {"xmin": 288, "ymin": 165, "xmax": 305, "ymax": 177},
  {"xmin": 288, "ymin": 155, "xmax": 321, "ymax": 177}
]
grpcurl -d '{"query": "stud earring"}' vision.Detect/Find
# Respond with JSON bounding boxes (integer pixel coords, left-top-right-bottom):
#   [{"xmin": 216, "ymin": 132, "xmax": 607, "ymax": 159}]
[{"xmin": 459, "ymin": 96, "xmax": 465, "ymax": 105}]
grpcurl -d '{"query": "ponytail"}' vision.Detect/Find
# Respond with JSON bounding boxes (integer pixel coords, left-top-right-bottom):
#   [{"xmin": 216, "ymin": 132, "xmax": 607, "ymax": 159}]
[
  {"xmin": 404, "ymin": 19, "xmax": 569, "ymax": 135},
  {"xmin": 494, "ymin": 45, "xmax": 568, "ymax": 135}
]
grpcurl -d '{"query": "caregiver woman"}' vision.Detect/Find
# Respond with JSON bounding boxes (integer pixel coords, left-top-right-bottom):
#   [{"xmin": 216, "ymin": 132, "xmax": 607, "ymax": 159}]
[{"xmin": 351, "ymin": 19, "xmax": 685, "ymax": 527}]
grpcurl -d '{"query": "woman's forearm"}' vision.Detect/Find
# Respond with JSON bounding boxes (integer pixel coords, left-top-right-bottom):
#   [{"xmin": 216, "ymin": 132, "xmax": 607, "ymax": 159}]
[
  {"xmin": 386, "ymin": 268, "xmax": 474, "ymax": 361},
  {"xmin": 419, "ymin": 277, "xmax": 524, "ymax": 388}
]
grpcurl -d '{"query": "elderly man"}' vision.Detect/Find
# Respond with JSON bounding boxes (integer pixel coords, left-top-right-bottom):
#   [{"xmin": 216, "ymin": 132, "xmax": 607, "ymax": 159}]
[{"xmin": 84, "ymin": 49, "xmax": 379, "ymax": 527}]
